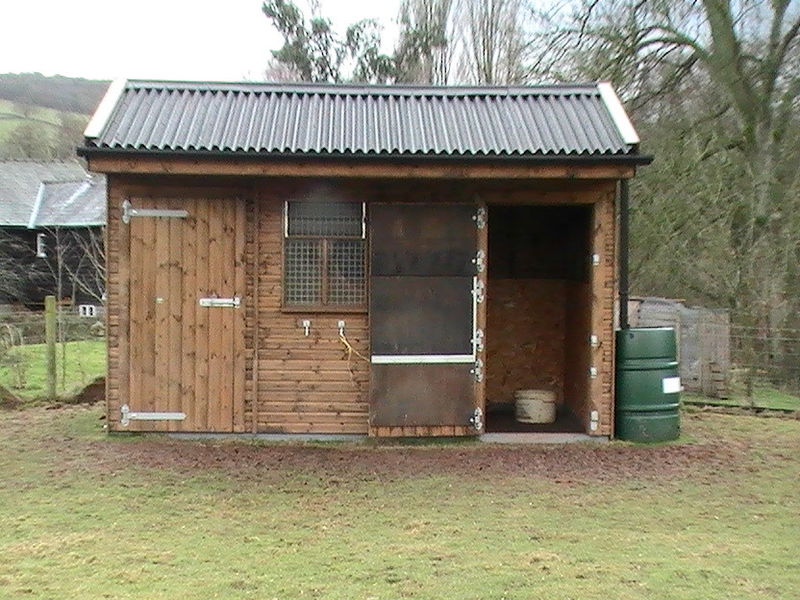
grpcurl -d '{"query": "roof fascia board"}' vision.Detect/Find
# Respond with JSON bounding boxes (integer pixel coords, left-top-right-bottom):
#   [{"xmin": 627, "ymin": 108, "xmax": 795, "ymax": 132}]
[
  {"xmin": 78, "ymin": 146, "xmax": 652, "ymax": 165},
  {"xmin": 84, "ymin": 78, "xmax": 127, "ymax": 139},
  {"xmin": 597, "ymin": 82, "xmax": 640, "ymax": 145},
  {"xmin": 85, "ymin": 154, "xmax": 642, "ymax": 180},
  {"xmin": 27, "ymin": 183, "xmax": 46, "ymax": 229}
]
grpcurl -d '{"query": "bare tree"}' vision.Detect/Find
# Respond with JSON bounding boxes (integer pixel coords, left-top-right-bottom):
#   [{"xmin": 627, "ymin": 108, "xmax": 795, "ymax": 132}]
[
  {"xmin": 58, "ymin": 227, "xmax": 106, "ymax": 306},
  {"xmin": 0, "ymin": 228, "xmax": 31, "ymax": 302},
  {"xmin": 395, "ymin": 0, "xmax": 455, "ymax": 84},
  {"xmin": 462, "ymin": 0, "xmax": 532, "ymax": 84},
  {"xmin": 394, "ymin": 0, "xmax": 537, "ymax": 85},
  {"xmin": 544, "ymin": 0, "xmax": 800, "ymax": 391}
]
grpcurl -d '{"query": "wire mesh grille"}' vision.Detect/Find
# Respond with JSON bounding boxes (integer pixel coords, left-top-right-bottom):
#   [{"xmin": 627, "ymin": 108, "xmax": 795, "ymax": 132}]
[
  {"xmin": 287, "ymin": 202, "xmax": 363, "ymax": 237},
  {"xmin": 328, "ymin": 240, "xmax": 366, "ymax": 305},
  {"xmin": 283, "ymin": 240, "xmax": 322, "ymax": 305}
]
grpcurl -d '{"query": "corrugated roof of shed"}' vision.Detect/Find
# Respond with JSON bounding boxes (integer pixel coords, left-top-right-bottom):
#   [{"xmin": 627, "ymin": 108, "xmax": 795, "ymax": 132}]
[
  {"xmin": 30, "ymin": 177, "xmax": 106, "ymax": 227},
  {"xmin": 0, "ymin": 161, "xmax": 88, "ymax": 226},
  {"xmin": 82, "ymin": 81, "xmax": 640, "ymax": 159}
]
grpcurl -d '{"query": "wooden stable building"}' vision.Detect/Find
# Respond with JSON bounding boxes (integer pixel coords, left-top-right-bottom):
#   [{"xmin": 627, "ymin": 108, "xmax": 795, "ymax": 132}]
[{"xmin": 80, "ymin": 80, "xmax": 649, "ymax": 438}]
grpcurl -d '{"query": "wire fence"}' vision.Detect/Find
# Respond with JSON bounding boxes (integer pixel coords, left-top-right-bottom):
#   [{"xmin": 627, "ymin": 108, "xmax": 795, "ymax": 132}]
[
  {"xmin": 630, "ymin": 297, "xmax": 800, "ymax": 412},
  {"xmin": 2, "ymin": 298, "xmax": 798, "ymax": 412},
  {"xmin": 0, "ymin": 305, "xmax": 106, "ymax": 401},
  {"xmin": 723, "ymin": 321, "xmax": 800, "ymax": 411}
]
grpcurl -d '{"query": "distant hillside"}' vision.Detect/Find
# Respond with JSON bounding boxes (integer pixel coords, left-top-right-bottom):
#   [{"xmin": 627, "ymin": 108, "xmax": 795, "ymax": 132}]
[{"xmin": 0, "ymin": 73, "xmax": 108, "ymax": 116}]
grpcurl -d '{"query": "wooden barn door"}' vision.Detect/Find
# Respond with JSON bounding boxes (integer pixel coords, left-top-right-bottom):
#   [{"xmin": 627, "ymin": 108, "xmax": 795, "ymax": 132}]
[
  {"xmin": 369, "ymin": 203, "xmax": 486, "ymax": 436},
  {"xmin": 126, "ymin": 197, "xmax": 246, "ymax": 432}
]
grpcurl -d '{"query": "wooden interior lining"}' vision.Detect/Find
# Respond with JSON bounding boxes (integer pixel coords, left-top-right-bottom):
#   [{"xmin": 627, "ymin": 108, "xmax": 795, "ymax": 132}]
[{"xmin": 485, "ymin": 279, "xmax": 567, "ymax": 407}]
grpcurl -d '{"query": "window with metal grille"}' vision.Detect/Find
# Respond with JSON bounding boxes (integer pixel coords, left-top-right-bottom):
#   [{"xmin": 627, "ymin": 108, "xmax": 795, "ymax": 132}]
[{"xmin": 283, "ymin": 201, "xmax": 366, "ymax": 309}]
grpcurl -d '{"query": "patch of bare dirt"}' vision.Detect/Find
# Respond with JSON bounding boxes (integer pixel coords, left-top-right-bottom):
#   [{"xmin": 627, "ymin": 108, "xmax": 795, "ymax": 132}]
[
  {"xmin": 7, "ymin": 406, "xmax": 746, "ymax": 487},
  {"xmin": 104, "ymin": 437, "xmax": 742, "ymax": 485},
  {"xmin": 68, "ymin": 377, "xmax": 106, "ymax": 405},
  {"xmin": 3, "ymin": 405, "xmax": 756, "ymax": 487},
  {"xmin": 0, "ymin": 384, "xmax": 22, "ymax": 410}
]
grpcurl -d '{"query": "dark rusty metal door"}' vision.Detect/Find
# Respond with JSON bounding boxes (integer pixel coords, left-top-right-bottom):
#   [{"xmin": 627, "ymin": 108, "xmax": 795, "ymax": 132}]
[{"xmin": 369, "ymin": 204, "xmax": 481, "ymax": 433}]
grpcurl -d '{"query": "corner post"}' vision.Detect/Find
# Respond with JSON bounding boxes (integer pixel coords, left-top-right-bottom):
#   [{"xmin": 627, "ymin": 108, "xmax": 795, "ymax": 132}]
[
  {"xmin": 618, "ymin": 180, "xmax": 630, "ymax": 329},
  {"xmin": 44, "ymin": 295, "xmax": 57, "ymax": 400}
]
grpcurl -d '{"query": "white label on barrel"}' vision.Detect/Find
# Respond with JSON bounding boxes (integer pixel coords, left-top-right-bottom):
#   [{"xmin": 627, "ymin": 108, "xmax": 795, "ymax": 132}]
[{"xmin": 662, "ymin": 377, "xmax": 681, "ymax": 394}]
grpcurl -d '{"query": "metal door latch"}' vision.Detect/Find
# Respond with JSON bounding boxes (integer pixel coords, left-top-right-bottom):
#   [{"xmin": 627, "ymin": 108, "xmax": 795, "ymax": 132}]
[
  {"xmin": 122, "ymin": 200, "xmax": 188, "ymax": 224},
  {"xmin": 120, "ymin": 404, "xmax": 186, "ymax": 427},
  {"xmin": 469, "ymin": 407, "xmax": 483, "ymax": 431},
  {"xmin": 198, "ymin": 297, "xmax": 241, "ymax": 308}
]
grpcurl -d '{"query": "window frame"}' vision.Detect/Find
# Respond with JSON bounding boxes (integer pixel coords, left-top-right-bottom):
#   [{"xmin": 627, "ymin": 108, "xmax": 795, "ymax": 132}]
[
  {"xmin": 281, "ymin": 201, "xmax": 368, "ymax": 313},
  {"xmin": 35, "ymin": 232, "xmax": 47, "ymax": 258}
]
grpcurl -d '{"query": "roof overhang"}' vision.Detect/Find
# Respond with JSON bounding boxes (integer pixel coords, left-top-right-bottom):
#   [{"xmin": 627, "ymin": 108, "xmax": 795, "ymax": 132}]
[
  {"xmin": 81, "ymin": 150, "xmax": 650, "ymax": 180},
  {"xmin": 83, "ymin": 78, "xmax": 127, "ymax": 140},
  {"xmin": 597, "ymin": 82, "xmax": 640, "ymax": 145}
]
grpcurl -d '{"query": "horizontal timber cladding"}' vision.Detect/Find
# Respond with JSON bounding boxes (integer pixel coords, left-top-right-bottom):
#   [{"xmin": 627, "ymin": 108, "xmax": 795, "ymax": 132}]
[
  {"xmin": 254, "ymin": 187, "xmax": 370, "ymax": 434},
  {"xmin": 104, "ymin": 176, "xmax": 616, "ymax": 436}
]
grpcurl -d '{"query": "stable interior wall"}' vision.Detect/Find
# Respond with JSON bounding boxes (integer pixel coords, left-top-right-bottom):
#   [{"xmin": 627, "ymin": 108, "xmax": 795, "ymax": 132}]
[{"xmin": 486, "ymin": 205, "xmax": 592, "ymax": 428}]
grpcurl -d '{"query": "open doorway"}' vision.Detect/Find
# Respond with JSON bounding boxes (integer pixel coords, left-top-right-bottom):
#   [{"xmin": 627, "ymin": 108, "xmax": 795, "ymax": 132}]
[{"xmin": 485, "ymin": 204, "xmax": 593, "ymax": 434}]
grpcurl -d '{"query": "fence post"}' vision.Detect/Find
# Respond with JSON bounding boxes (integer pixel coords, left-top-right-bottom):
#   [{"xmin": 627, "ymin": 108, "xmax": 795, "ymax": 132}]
[{"xmin": 45, "ymin": 296, "xmax": 57, "ymax": 400}]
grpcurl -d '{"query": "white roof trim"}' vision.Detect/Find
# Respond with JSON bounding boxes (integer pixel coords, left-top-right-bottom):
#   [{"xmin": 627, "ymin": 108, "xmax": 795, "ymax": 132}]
[
  {"xmin": 27, "ymin": 183, "xmax": 46, "ymax": 229},
  {"xmin": 84, "ymin": 78, "xmax": 127, "ymax": 139},
  {"xmin": 597, "ymin": 82, "xmax": 640, "ymax": 145}
]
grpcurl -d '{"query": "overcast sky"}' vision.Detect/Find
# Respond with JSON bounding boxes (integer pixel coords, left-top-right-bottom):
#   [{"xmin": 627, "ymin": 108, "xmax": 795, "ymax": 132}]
[{"xmin": 1, "ymin": 0, "xmax": 402, "ymax": 81}]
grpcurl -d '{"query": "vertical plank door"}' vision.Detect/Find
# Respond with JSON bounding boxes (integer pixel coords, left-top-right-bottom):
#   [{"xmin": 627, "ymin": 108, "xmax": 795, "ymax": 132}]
[
  {"xmin": 369, "ymin": 203, "xmax": 483, "ymax": 435},
  {"xmin": 126, "ymin": 197, "xmax": 246, "ymax": 432}
]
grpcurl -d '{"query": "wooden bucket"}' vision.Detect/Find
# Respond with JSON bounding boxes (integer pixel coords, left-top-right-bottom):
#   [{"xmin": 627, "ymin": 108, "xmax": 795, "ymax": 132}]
[{"xmin": 514, "ymin": 389, "xmax": 557, "ymax": 424}]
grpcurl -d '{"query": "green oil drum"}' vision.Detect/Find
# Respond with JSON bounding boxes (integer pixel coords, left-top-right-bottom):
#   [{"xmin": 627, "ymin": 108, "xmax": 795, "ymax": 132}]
[{"xmin": 615, "ymin": 327, "xmax": 680, "ymax": 442}]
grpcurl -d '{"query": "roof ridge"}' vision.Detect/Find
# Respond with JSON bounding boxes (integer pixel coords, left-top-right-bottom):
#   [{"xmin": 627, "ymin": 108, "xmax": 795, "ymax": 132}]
[
  {"xmin": 0, "ymin": 158, "xmax": 83, "ymax": 165},
  {"xmin": 125, "ymin": 80, "xmax": 601, "ymax": 97},
  {"xmin": 39, "ymin": 177, "xmax": 92, "ymax": 185}
]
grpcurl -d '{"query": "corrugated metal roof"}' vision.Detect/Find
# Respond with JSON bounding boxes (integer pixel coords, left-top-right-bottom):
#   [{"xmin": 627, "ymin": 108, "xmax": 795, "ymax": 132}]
[
  {"xmin": 0, "ymin": 161, "xmax": 88, "ymax": 226},
  {"xmin": 29, "ymin": 176, "xmax": 106, "ymax": 228},
  {"xmin": 83, "ymin": 81, "xmax": 640, "ymax": 158}
]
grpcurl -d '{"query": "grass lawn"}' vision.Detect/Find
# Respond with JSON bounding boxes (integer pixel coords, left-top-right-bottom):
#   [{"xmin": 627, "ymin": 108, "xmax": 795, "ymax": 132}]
[
  {"xmin": 0, "ymin": 339, "xmax": 106, "ymax": 401},
  {"xmin": 0, "ymin": 405, "xmax": 797, "ymax": 599},
  {"xmin": 684, "ymin": 386, "xmax": 800, "ymax": 412},
  {"xmin": 0, "ymin": 98, "xmax": 87, "ymax": 140}
]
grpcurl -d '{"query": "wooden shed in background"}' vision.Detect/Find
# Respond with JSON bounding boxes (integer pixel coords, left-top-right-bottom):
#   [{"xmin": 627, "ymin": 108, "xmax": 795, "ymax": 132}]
[
  {"xmin": 79, "ymin": 80, "xmax": 649, "ymax": 438},
  {"xmin": 629, "ymin": 297, "xmax": 730, "ymax": 398}
]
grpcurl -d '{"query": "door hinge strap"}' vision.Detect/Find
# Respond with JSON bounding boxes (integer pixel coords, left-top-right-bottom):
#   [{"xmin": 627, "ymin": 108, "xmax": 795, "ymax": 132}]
[
  {"xmin": 473, "ymin": 207, "xmax": 487, "ymax": 229},
  {"xmin": 472, "ymin": 249, "xmax": 486, "ymax": 273},
  {"xmin": 120, "ymin": 404, "xmax": 186, "ymax": 427},
  {"xmin": 472, "ymin": 328, "xmax": 485, "ymax": 353},
  {"xmin": 199, "ymin": 297, "xmax": 241, "ymax": 308},
  {"xmin": 472, "ymin": 279, "xmax": 485, "ymax": 304},
  {"xmin": 469, "ymin": 407, "xmax": 483, "ymax": 431},
  {"xmin": 470, "ymin": 358, "xmax": 484, "ymax": 382},
  {"xmin": 122, "ymin": 200, "xmax": 188, "ymax": 224}
]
